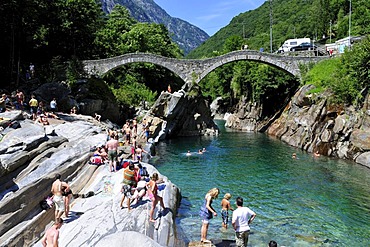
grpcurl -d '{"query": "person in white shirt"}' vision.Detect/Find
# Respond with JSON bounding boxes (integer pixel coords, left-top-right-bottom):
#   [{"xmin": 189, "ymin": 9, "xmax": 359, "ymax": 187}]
[
  {"xmin": 50, "ymin": 98, "xmax": 57, "ymax": 113},
  {"xmin": 232, "ymin": 197, "xmax": 256, "ymax": 247}
]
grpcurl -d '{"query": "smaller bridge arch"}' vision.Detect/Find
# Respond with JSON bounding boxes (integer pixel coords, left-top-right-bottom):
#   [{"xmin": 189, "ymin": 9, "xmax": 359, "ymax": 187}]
[{"xmin": 83, "ymin": 51, "xmax": 328, "ymax": 85}]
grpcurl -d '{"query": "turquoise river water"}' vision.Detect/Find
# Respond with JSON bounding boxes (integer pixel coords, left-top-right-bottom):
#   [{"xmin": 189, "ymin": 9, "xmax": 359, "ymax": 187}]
[{"xmin": 152, "ymin": 121, "xmax": 370, "ymax": 246}]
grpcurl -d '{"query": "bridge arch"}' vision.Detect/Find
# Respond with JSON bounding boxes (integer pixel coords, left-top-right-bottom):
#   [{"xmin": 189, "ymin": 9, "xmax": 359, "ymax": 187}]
[{"xmin": 83, "ymin": 51, "xmax": 327, "ymax": 85}]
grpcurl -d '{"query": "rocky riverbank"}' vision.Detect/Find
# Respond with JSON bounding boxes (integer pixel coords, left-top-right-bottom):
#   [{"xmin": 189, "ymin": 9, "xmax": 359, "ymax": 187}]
[
  {"xmin": 220, "ymin": 84, "xmax": 370, "ymax": 169},
  {"xmin": 0, "ymin": 110, "xmax": 184, "ymax": 247},
  {"xmin": 267, "ymin": 85, "xmax": 370, "ymax": 169}
]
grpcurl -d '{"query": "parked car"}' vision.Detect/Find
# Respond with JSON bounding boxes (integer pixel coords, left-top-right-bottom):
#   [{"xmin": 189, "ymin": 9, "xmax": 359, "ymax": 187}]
[
  {"xmin": 277, "ymin": 38, "xmax": 311, "ymax": 53},
  {"xmin": 290, "ymin": 42, "xmax": 317, "ymax": 51}
]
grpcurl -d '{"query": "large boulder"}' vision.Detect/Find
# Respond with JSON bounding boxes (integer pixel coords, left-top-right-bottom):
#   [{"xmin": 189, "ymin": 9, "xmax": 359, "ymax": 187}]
[
  {"xmin": 72, "ymin": 78, "xmax": 121, "ymax": 123},
  {"xmin": 147, "ymin": 87, "xmax": 218, "ymax": 140},
  {"xmin": 267, "ymin": 85, "xmax": 370, "ymax": 168},
  {"xmin": 350, "ymin": 129, "xmax": 370, "ymax": 151},
  {"xmin": 32, "ymin": 82, "xmax": 71, "ymax": 112}
]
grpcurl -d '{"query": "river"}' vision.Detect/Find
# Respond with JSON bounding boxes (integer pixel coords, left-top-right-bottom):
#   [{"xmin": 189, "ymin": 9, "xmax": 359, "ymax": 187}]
[{"xmin": 152, "ymin": 121, "xmax": 370, "ymax": 246}]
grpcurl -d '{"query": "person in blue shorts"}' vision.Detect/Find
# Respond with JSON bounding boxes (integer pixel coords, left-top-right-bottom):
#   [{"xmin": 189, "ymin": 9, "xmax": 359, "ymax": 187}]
[{"xmin": 221, "ymin": 193, "xmax": 233, "ymax": 229}]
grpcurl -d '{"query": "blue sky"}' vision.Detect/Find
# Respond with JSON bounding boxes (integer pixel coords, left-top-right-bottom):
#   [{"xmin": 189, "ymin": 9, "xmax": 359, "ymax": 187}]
[{"xmin": 154, "ymin": 0, "xmax": 266, "ymax": 36}]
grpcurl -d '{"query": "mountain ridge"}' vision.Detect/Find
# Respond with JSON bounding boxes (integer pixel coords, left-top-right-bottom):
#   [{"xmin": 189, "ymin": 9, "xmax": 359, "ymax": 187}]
[{"xmin": 100, "ymin": 0, "xmax": 209, "ymax": 55}]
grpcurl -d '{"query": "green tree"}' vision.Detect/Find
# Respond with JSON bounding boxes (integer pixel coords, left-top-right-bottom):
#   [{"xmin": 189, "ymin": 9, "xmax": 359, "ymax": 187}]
[
  {"xmin": 124, "ymin": 23, "xmax": 182, "ymax": 57},
  {"xmin": 94, "ymin": 5, "xmax": 136, "ymax": 57},
  {"xmin": 223, "ymin": 35, "xmax": 244, "ymax": 53},
  {"xmin": 333, "ymin": 36, "xmax": 370, "ymax": 104}
]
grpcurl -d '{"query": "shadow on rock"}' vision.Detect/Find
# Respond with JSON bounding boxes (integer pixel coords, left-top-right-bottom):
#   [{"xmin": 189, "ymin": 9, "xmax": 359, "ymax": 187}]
[{"xmin": 63, "ymin": 211, "xmax": 84, "ymax": 224}]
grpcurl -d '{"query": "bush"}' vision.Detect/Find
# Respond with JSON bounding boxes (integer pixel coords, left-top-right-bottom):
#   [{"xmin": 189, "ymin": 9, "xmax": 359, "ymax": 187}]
[{"xmin": 303, "ymin": 36, "xmax": 370, "ymax": 104}]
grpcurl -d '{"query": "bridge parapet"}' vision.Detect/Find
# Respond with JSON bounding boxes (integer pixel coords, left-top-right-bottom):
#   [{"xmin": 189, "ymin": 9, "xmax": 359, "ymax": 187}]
[{"xmin": 83, "ymin": 51, "xmax": 328, "ymax": 85}]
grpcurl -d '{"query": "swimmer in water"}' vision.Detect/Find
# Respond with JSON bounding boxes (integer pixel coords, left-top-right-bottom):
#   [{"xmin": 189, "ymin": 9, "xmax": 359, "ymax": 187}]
[{"xmin": 186, "ymin": 150, "xmax": 192, "ymax": 156}]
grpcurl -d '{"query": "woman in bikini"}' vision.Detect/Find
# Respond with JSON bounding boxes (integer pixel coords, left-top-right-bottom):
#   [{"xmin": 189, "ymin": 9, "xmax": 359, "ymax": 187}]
[{"xmin": 147, "ymin": 173, "xmax": 165, "ymax": 222}]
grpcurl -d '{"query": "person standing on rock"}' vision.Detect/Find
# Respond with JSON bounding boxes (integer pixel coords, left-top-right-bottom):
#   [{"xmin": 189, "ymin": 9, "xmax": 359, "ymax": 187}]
[
  {"xmin": 106, "ymin": 133, "xmax": 119, "ymax": 172},
  {"xmin": 120, "ymin": 162, "xmax": 137, "ymax": 210},
  {"xmin": 41, "ymin": 218, "xmax": 63, "ymax": 247},
  {"xmin": 124, "ymin": 123, "xmax": 132, "ymax": 146},
  {"xmin": 135, "ymin": 144, "xmax": 148, "ymax": 162},
  {"xmin": 29, "ymin": 95, "xmax": 38, "ymax": 120},
  {"xmin": 50, "ymin": 98, "xmax": 57, "ymax": 113},
  {"xmin": 232, "ymin": 196, "xmax": 256, "ymax": 247},
  {"xmin": 131, "ymin": 136, "xmax": 137, "ymax": 161},
  {"xmin": 133, "ymin": 117, "xmax": 138, "ymax": 135},
  {"xmin": 62, "ymin": 182, "xmax": 73, "ymax": 218},
  {"xmin": 16, "ymin": 89, "xmax": 24, "ymax": 110},
  {"xmin": 221, "ymin": 193, "xmax": 233, "ymax": 229},
  {"xmin": 199, "ymin": 187, "xmax": 219, "ymax": 244},
  {"xmin": 147, "ymin": 172, "xmax": 166, "ymax": 223},
  {"xmin": 0, "ymin": 94, "xmax": 7, "ymax": 112},
  {"xmin": 51, "ymin": 174, "xmax": 70, "ymax": 222}
]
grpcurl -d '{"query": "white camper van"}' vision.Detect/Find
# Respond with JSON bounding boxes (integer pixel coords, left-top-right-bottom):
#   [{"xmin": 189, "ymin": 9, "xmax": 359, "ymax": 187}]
[{"xmin": 278, "ymin": 38, "xmax": 311, "ymax": 53}]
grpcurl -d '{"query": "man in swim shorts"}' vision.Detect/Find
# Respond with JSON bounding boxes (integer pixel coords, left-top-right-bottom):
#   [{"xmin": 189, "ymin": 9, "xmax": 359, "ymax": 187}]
[
  {"xmin": 106, "ymin": 133, "xmax": 119, "ymax": 172},
  {"xmin": 51, "ymin": 174, "xmax": 70, "ymax": 222},
  {"xmin": 221, "ymin": 193, "xmax": 233, "ymax": 229}
]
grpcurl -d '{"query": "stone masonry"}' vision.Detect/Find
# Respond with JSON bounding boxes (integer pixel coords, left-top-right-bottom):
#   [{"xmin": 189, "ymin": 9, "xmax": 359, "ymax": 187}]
[{"xmin": 83, "ymin": 50, "xmax": 328, "ymax": 85}]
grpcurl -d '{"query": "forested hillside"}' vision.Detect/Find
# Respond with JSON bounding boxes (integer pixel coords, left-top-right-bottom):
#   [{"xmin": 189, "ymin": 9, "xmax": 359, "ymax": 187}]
[
  {"xmin": 0, "ymin": 1, "xmax": 183, "ymax": 107},
  {"xmin": 188, "ymin": 0, "xmax": 370, "ymax": 58}
]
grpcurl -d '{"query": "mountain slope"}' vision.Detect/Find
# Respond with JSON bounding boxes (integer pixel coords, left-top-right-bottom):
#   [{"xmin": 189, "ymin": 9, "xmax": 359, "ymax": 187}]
[
  {"xmin": 188, "ymin": 0, "xmax": 370, "ymax": 58},
  {"xmin": 100, "ymin": 0, "xmax": 209, "ymax": 55}
]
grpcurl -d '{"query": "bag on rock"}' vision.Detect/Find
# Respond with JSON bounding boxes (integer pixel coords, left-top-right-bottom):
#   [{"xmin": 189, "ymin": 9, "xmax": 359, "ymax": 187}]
[
  {"xmin": 139, "ymin": 166, "xmax": 149, "ymax": 177},
  {"xmin": 89, "ymin": 156, "xmax": 102, "ymax": 165},
  {"xmin": 40, "ymin": 196, "xmax": 54, "ymax": 210}
]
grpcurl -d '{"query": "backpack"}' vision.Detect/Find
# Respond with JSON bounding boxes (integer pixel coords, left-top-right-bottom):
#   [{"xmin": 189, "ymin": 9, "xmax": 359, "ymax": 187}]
[
  {"xmin": 8, "ymin": 120, "xmax": 21, "ymax": 129},
  {"xmin": 140, "ymin": 166, "xmax": 149, "ymax": 177}
]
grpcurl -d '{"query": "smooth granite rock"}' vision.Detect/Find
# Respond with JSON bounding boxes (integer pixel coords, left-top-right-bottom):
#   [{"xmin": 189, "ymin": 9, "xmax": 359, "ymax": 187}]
[{"xmin": 31, "ymin": 162, "xmax": 180, "ymax": 247}]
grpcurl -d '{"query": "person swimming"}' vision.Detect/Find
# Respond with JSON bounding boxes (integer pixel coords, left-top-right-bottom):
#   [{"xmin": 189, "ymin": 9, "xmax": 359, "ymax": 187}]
[{"xmin": 186, "ymin": 150, "xmax": 192, "ymax": 156}]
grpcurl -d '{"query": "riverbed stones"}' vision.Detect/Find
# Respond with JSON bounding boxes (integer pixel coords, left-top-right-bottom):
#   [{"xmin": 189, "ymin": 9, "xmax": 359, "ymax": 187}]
[
  {"xmin": 355, "ymin": 152, "xmax": 370, "ymax": 169},
  {"xmin": 350, "ymin": 129, "xmax": 370, "ymax": 151}
]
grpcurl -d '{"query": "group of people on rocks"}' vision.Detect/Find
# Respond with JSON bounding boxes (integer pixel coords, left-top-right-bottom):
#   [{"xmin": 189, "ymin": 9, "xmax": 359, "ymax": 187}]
[
  {"xmin": 38, "ymin": 113, "xmax": 169, "ymax": 246},
  {"xmin": 90, "ymin": 125, "xmax": 166, "ymax": 222},
  {"xmin": 0, "ymin": 89, "xmax": 62, "ymax": 125},
  {"xmin": 92, "ymin": 126, "xmax": 166, "ymax": 223},
  {"xmin": 0, "ymin": 90, "xmax": 24, "ymax": 112},
  {"xmin": 120, "ymin": 161, "xmax": 166, "ymax": 222},
  {"xmin": 121, "ymin": 118, "xmax": 151, "ymax": 161},
  {"xmin": 199, "ymin": 188, "xmax": 279, "ymax": 247}
]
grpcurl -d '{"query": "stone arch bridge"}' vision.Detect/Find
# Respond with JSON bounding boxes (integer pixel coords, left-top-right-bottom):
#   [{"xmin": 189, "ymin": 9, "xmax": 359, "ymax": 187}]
[{"xmin": 83, "ymin": 50, "xmax": 328, "ymax": 85}]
